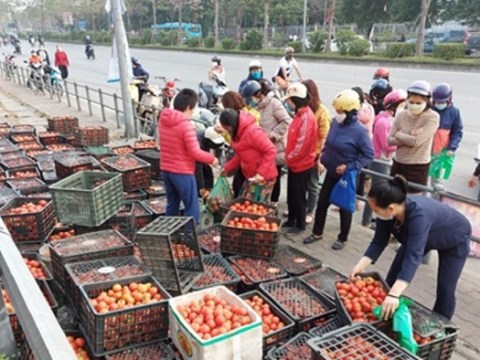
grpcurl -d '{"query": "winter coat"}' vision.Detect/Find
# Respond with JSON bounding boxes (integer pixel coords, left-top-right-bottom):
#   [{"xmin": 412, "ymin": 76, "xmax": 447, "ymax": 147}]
[
  {"xmin": 432, "ymin": 104, "xmax": 463, "ymax": 154},
  {"xmin": 372, "ymin": 111, "xmax": 396, "ymax": 160}
]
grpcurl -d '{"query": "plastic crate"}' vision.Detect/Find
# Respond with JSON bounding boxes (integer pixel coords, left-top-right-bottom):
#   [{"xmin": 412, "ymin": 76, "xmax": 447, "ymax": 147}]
[
  {"xmin": 85, "ymin": 145, "xmax": 113, "ymax": 159},
  {"xmin": 47, "ymin": 227, "xmax": 76, "ymax": 241},
  {"xmin": 273, "ymin": 245, "xmax": 323, "ymax": 276},
  {"xmin": 10, "ymin": 133, "xmax": 37, "ymax": 143},
  {"xmin": 17, "ymin": 140, "xmax": 44, "ymax": 151},
  {"xmin": 141, "ymin": 196, "xmax": 168, "ymax": 216},
  {"xmin": 47, "ymin": 115, "xmax": 79, "ymax": 135},
  {"xmin": 308, "ymin": 315, "xmax": 343, "ymax": 338},
  {"xmin": 133, "ymin": 139, "xmax": 157, "ymax": 151},
  {"xmin": 307, "ymin": 323, "xmax": 421, "ymax": 360},
  {"xmin": 102, "ymin": 154, "xmax": 151, "ymax": 192},
  {"xmin": 111, "ymin": 145, "xmax": 134, "ymax": 155},
  {"xmin": 0, "ymin": 170, "xmax": 5, "ymax": 183},
  {"xmin": 108, "ymin": 203, "xmax": 137, "ymax": 240},
  {"xmin": 135, "ymin": 149, "xmax": 161, "ymax": 180},
  {"xmin": 78, "ymin": 275, "xmax": 171, "ymax": 356},
  {"xmin": 123, "ymin": 189, "xmax": 148, "ymax": 201},
  {"xmin": 47, "ymin": 143, "xmax": 76, "ymax": 152},
  {"xmin": 266, "ymin": 332, "xmax": 313, "ymax": 360},
  {"xmin": 260, "ymin": 277, "xmax": 336, "ymax": 333},
  {"xmin": 416, "ymin": 327, "xmax": 458, "ymax": 360},
  {"xmin": 0, "ymin": 187, "xmax": 19, "ymax": 208},
  {"xmin": 22, "ymin": 253, "xmax": 54, "ymax": 281},
  {"xmin": 25, "ymin": 191, "xmax": 52, "ymax": 199},
  {"xmin": 135, "ymin": 216, "xmax": 204, "ymax": 295},
  {"xmin": 26, "ymin": 149, "xmax": 54, "ymax": 158},
  {"xmin": 1, "ymin": 156, "xmax": 36, "ymax": 170},
  {"xmin": 49, "ymin": 230, "xmax": 134, "ymax": 289},
  {"xmin": 0, "ymin": 138, "xmax": 17, "ymax": 153},
  {"xmin": 65, "ymin": 256, "xmax": 150, "ymax": 307},
  {"xmin": 299, "ymin": 267, "xmax": 348, "ymax": 301},
  {"xmin": 197, "ymin": 224, "xmax": 221, "ymax": 253},
  {"xmin": 37, "ymin": 158, "xmax": 55, "ymax": 172},
  {"xmin": 240, "ymin": 290, "xmax": 295, "ymax": 350},
  {"xmin": 73, "ymin": 126, "xmax": 109, "ymax": 146},
  {"xmin": 16, "ymin": 242, "xmax": 44, "ymax": 255},
  {"xmin": 144, "ymin": 181, "xmax": 166, "ymax": 198},
  {"xmin": 10, "ymin": 124, "xmax": 36, "ymax": 135},
  {"xmin": 42, "ymin": 170, "xmax": 59, "ymax": 184},
  {"xmin": 6, "ymin": 177, "xmax": 49, "ymax": 195},
  {"xmin": 0, "ymin": 197, "xmax": 55, "ymax": 243},
  {"xmin": 6, "ymin": 167, "xmax": 40, "ymax": 180},
  {"xmin": 38, "ymin": 131, "xmax": 64, "ymax": 146},
  {"xmin": 0, "ymin": 149, "xmax": 25, "ymax": 161},
  {"xmin": 221, "ymin": 211, "xmax": 281, "ymax": 259},
  {"xmin": 334, "ymin": 272, "xmax": 390, "ymax": 327},
  {"xmin": 130, "ymin": 201, "xmax": 153, "ymax": 231},
  {"xmin": 220, "ymin": 197, "xmax": 277, "ymax": 217},
  {"xmin": 105, "ymin": 341, "xmax": 175, "ymax": 360},
  {"xmin": 49, "ymin": 171, "xmax": 124, "ymax": 227},
  {"xmin": 192, "ymin": 253, "xmax": 241, "ymax": 292},
  {"xmin": 0, "ymin": 123, "xmax": 11, "ymax": 137},
  {"xmin": 228, "ymin": 255, "xmax": 288, "ymax": 285},
  {"xmin": 54, "ymin": 154, "xmax": 95, "ymax": 178}
]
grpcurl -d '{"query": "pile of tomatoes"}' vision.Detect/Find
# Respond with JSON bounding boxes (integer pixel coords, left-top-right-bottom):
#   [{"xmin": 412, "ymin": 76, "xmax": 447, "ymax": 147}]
[
  {"xmin": 176, "ymin": 293, "xmax": 253, "ymax": 340},
  {"xmin": 226, "ymin": 216, "xmax": 279, "ymax": 232},
  {"xmin": 335, "ymin": 276, "xmax": 387, "ymax": 323},
  {"xmin": 23, "ymin": 257, "xmax": 49, "ymax": 280},
  {"xmin": 243, "ymin": 294, "xmax": 286, "ymax": 337},
  {"xmin": 49, "ymin": 229, "xmax": 76, "ymax": 241},
  {"xmin": 229, "ymin": 200, "xmax": 273, "ymax": 216},
  {"xmin": 66, "ymin": 335, "xmax": 90, "ymax": 360},
  {"xmin": 6, "ymin": 199, "xmax": 48, "ymax": 215}
]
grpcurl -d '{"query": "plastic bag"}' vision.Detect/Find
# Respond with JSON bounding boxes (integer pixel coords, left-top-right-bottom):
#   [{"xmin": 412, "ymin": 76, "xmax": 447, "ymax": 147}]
[
  {"xmin": 240, "ymin": 179, "xmax": 276, "ymax": 203},
  {"xmin": 429, "ymin": 150, "xmax": 455, "ymax": 180},
  {"xmin": 329, "ymin": 170, "xmax": 357, "ymax": 213},
  {"xmin": 207, "ymin": 176, "xmax": 233, "ymax": 213}
]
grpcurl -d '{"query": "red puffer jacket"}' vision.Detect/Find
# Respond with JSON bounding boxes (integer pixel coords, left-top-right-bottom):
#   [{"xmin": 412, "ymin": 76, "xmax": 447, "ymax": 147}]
[
  {"xmin": 286, "ymin": 106, "xmax": 318, "ymax": 172},
  {"xmin": 159, "ymin": 108, "xmax": 215, "ymax": 175},
  {"xmin": 224, "ymin": 111, "xmax": 278, "ymax": 180}
]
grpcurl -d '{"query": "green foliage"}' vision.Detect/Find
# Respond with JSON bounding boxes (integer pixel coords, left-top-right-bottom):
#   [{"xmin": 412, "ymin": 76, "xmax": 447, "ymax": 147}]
[
  {"xmin": 374, "ymin": 30, "xmax": 400, "ymax": 43},
  {"xmin": 287, "ymin": 41, "xmax": 302, "ymax": 53},
  {"xmin": 335, "ymin": 29, "xmax": 356, "ymax": 55},
  {"xmin": 272, "ymin": 32, "xmax": 287, "ymax": 48},
  {"xmin": 348, "ymin": 38, "xmax": 370, "ymax": 56},
  {"xmin": 188, "ymin": 37, "xmax": 201, "ymax": 48},
  {"xmin": 308, "ymin": 30, "xmax": 327, "ymax": 53},
  {"xmin": 384, "ymin": 43, "xmax": 416, "ymax": 58},
  {"xmin": 240, "ymin": 29, "xmax": 263, "ymax": 51},
  {"xmin": 222, "ymin": 37, "xmax": 236, "ymax": 50},
  {"xmin": 433, "ymin": 43, "xmax": 468, "ymax": 61},
  {"xmin": 142, "ymin": 29, "xmax": 152, "ymax": 45},
  {"xmin": 204, "ymin": 36, "xmax": 215, "ymax": 48},
  {"xmin": 158, "ymin": 31, "xmax": 177, "ymax": 46}
]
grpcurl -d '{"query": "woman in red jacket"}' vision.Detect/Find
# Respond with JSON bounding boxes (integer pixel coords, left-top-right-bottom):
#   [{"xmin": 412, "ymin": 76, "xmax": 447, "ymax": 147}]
[
  {"xmin": 219, "ymin": 109, "xmax": 278, "ymax": 202},
  {"xmin": 283, "ymin": 83, "xmax": 318, "ymax": 233}
]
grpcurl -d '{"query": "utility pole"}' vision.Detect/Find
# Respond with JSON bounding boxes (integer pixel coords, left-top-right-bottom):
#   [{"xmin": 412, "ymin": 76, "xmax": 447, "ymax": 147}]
[
  {"xmin": 111, "ymin": 0, "xmax": 136, "ymax": 138},
  {"xmin": 416, "ymin": 0, "xmax": 431, "ymax": 57},
  {"xmin": 214, "ymin": 0, "xmax": 219, "ymax": 47},
  {"xmin": 302, "ymin": 0, "xmax": 307, "ymax": 53}
]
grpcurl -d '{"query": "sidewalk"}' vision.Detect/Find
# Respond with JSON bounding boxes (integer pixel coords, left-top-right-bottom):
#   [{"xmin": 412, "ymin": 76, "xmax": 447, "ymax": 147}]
[{"xmin": 1, "ymin": 78, "xmax": 479, "ymax": 360}]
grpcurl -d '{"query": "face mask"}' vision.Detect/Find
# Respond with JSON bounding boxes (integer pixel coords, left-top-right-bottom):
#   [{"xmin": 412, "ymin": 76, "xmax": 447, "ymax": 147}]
[
  {"xmin": 284, "ymin": 102, "xmax": 295, "ymax": 114},
  {"xmin": 375, "ymin": 212, "xmax": 394, "ymax": 221},
  {"xmin": 407, "ymin": 102, "xmax": 426, "ymax": 116},
  {"xmin": 211, "ymin": 62, "xmax": 217, "ymax": 68},
  {"xmin": 335, "ymin": 113, "xmax": 347, "ymax": 124},
  {"xmin": 435, "ymin": 102, "xmax": 447, "ymax": 111},
  {"xmin": 249, "ymin": 98, "xmax": 259, "ymax": 107},
  {"xmin": 251, "ymin": 71, "xmax": 262, "ymax": 80}
]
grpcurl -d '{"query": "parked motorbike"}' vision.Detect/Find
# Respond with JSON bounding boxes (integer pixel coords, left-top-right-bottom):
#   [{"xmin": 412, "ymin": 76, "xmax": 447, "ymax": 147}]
[
  {"xmin": 44, "ymin": 65, "xmax": 64, "ymax": 97},
  {"xmin": 3, "ymin": 53, "xmax": 16, "ymax": 79},
  {"xmin": 25, "ymin": 61, "xmax": 45, "ymax": 93},
  {"xmin": 85, "ymin": 44, "xmax": 95, "ymax": 60},
  {"xmin": 198, "ymin": 73, "xmax": 227, "ymax": 114}
]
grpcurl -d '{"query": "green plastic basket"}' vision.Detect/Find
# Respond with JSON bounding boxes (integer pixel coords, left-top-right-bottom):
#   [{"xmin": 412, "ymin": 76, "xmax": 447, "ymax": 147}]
[{"xmin": 49, "ymin": 171, "xmax": 123, "ymax": 227}]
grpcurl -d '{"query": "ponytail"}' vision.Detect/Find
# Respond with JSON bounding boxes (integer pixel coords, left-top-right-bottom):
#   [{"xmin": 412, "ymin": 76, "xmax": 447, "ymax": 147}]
[{"xmin": 368, "ymin": 175, "xmax": 408, "ymax": 208}]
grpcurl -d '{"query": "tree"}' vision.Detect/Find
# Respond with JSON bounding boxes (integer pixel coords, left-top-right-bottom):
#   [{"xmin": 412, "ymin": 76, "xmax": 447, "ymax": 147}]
[
  {"xmin": 325, "ymin": 0, "xmax": 337, "ymax": 52},
  {"xmin": 214, "ymin": 0, "xmax": 219, "ymax": 46},
  {"xmin": 416, "ymin": 0, "xmax": 432, "ymax": 56},
  {"xmin": 263, "ymin": 0, "xmax": 269, "ymax": 49}
]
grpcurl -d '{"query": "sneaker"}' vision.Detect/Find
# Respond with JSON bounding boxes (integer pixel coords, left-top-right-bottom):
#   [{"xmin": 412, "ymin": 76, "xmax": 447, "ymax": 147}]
[
  {"xmin": 305, "ymin": 213, "xmax": 314, "ymax": 224},
  {"xmin": 283, "ymin": 210, "xmax": 289, "ymax": 217},
  {"xmin": 303, "ymin": 234, "xmax": 323, "ymax": 244},
  {"xmin": 332, "ymin": 239, "xmax": 346, "ymax": 250}
]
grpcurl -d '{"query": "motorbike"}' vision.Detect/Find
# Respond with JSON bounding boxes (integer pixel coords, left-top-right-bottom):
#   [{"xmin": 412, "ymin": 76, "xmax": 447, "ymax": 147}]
[
  {"xmin": 26, "ymin": 61, "xmax": 45, "ymax": 94},
  {"xmin": 44, "ymin": 65, "xmax": 64, "ymax": 97},
  {"xmin": 28, "ymin": 36, "xmax": 35, "ymax": 47},
  {"xmin": 13, "ymin": 41, "xmax": 21, "ymax": 55},
  {"xmin": 198, "ymin": 73, "xmax": 227, "ymax": 114},
  {"xmin": 3, "ymin": 54, "xmax": 16, "ymax": 79},
  {"xmin": 85, "ymin": 44, "xmax": 95, "ymax": 60}
]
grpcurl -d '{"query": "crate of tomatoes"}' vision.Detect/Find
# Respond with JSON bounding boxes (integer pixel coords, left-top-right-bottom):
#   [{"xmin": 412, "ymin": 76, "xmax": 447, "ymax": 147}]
[
  {"xmin": 78, "ymin": 275, "xmax": 171, "ymax": 356},
  {"xmin": 111, "ymin": 145, "xmax": 134, "ymax": 155},
  {"xmin": 300, "ymin": 266, "xmax": 348, "ymax": 301},
  {"xmin": 221, "ymin": 211, "xmax": 281, "ymax": 259},
  {"xmin": 135, "ymin": 149, "xmax": 161, "ymax": 180},
  {"xmin": 22, "ymin": 253, "xmax": 53, "ymax": 281},
  {"xmin": 169, "ymin": 285, "xmax": 262, "ymax": 360},
  {"xmin": 107, "ymin": 203, "xmax": 137, "ymax": 240},
  {"xmin": 105, "ymin": 341, "xmax": 175, "ymax": 360},
  {"xmin": 220, "ymin": 197, "xmax": 277, "ymax": 217},
  {"xmin": 0, "ymin": 197, "xmax": 55, "ymax": 242},
  {"xmin": 129, "ymin": 201, "xmax": 153, "ymax": 231},
  {"xmin": 54, "ymin": 154, "xmax": 95, "ymax": 179},
  {"xmin": 38, "ymin": 131, "xmax": 64, "ymax": 146},
  {"xmin": 6, "ymin": 178, "xmax": 49, "ymax": 196},
  {"xmin": 6, "ymin": 167, "xmax": 40, "ymax": 180},
  {"xmin": 192, "ymin": 253, "xmax": 241, "ymax": 292},
  {"xmin": 140, "ymin": 196, "xmax": 168, "ymax": 217},
  {"xmin": 197, "ymin": 224, "xmax": 221, "ymax": 253},
  {"xmin": 1, "ymin": 156, "xmax": 36, "ymax": 171},
  {"xmin": 73, "ymin": 126, "xmax": 109, "ymax": 146},
  {"xmin": 228, "ymin": 256, "xmax": 287, "ymax": 285},
  {"xmin": 266, "ymin": 332, "xmax": 313, "ymax": 360},
  {"xmin": 47, "ymin": 115, "xmax": 79, "ymax": 135},
  {"xmin": 102, "ymin": 154, "xmax": 151, "ymax": 192},
  {"xmin": 133, "ymin": 139, "xmax": 157, "ymax": 151},
  {"xmin": 273, "ymin": 245, "xmax": 323, "ymax": 276}
]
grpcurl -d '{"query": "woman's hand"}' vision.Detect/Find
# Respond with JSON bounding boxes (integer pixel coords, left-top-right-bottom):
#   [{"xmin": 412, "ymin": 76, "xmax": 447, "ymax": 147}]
[
  {"xmin": 410, "ymin": 127, "xmax": 424, "ymax": 136},
  {"xmin": 381, "ymin": 295, "xmax": 400, "ymax": 320},
  {"xmin": 212, "ymin": 158, "xmax": 219, "ymax": 167},
  {"xmin": 317, "ymin": 162, "xmax": 325, "ymax": 174},
  {"xmin": 219, "ymin": 168, "xmax": 228, "ymax": 177},
  {"xmin": 468, "ymin": 175, "xmax": 478, "ymax": 188},
  {"xmin": 349, "ymin": 257, "xmax": 372, "ymax": 281},
  {"xmin": 254, "ymin": 173, "xmax": 265, "ymax": 183},
  {"xmin": 336, "ymin": 164, "xmax": 347, "ymax": 175}
]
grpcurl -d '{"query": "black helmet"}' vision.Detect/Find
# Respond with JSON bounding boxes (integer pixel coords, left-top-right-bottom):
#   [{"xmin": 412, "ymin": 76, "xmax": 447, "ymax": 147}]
[
  {"xmin": 212, "ymin": 56, "xmax": 221, "ymax": 64},
  {"xmin": 242, "ymin": 80, "xmax": 261, "ymax": 101}
]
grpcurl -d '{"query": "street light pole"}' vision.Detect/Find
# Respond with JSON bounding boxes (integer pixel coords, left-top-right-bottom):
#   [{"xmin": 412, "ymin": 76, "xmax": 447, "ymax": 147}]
[{"xmin": 302, "ymin": 0, "xmax": 307, "ymax": 53}]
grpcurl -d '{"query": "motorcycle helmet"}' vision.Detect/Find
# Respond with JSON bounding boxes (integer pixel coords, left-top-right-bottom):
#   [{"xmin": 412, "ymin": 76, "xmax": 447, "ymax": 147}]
[
  {"xmin": 204, "ymin": 126, "xmax": 225, "ymax": 145},
  {"xmin": 285, "ymin": 46, "xmax": 294, "ymax": 54},
  {"xmin": 369, "ymin": 78, "xmax": 391, "ymax": 100},
  {"xmin": 407, "ymin": 80, "xmax": 432, "ymax": 97},
  {"xmin": 248, "ymin": 59, "xmax": 262, "ymax": 70},
  {"xmin": 211, "ymin": 56, "xmax": 221, "ymax": 65},
  {"xmin": 131, "ymin": 57, "xmax": 139, "ymax": 65},
  {"xmin": 383, "ymin": 89, "xmax": 407, "ymax": 109},
  {"xmin": 242, "ymin": 80, "xmax": 261, "ymax": 102},
  {"xmin": 373, "ymin": 67, "xmax": 390, "ymax": 81},
  {"xmin": 332, "ymin": 89, "xmax": 361, "ymax": 112},
  {"xmin": 432, "ymin": 83, "xmax": 452, "ymax": 103}
]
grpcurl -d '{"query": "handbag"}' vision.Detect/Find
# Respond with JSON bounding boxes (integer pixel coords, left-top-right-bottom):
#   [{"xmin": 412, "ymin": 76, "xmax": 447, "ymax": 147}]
[{"xmin": 329, "ymin": 169, "xmax": 357, "ymax": 213}]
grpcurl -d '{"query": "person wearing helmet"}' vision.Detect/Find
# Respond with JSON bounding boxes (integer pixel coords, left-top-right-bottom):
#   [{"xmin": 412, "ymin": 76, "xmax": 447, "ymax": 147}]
[
  {"xmin": 304, "ymin": 89, "xmax": 373, "ymax": 250},
  {"xmin": 429, "ymin": 83, "xmax": 463, "ymax": 187},
  {"xmin": 208, "ymin": 55, "xmax": 225, "ymax": 80},
  {"xmin": 273, "ymin": 47, "xmax": 303, "ymax": 92},
  {"xmin": 373, "ymin": 67, "xmax": 390, "ymax": 82},
  {"xmin": 362, "ymin": 89, "xmax": 407, "ymax": 227},
  {"xmin": 388, "ymin": 80, "xmax": 439, "ymax": 191},
  {"xmin": 238, "ymin": 59, "xmax": 270, "ymax": 96},
  {"xmin": 368, "ymin": 78, "xmax": 392, "ymax": 115}
]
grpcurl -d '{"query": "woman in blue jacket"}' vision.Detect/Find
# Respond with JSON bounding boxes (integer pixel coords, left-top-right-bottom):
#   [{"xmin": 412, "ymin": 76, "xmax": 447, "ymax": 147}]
[{"xmin": 351, "ymin": 175, "xmax": 471, "ymax": 320}]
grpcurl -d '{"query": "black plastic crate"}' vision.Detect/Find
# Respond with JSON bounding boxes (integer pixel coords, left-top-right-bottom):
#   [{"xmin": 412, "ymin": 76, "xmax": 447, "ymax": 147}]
[
  {"xmin": 0, "ymin": 149, "xmax": 26, "ymax": 161},
  {"xmin": 416, "ymin": 327, "xmax": 458, "ymax": 360},
  {"xmin": 22, "ymin": 253, "xmax": 53, "ymax": 281},
  {"xmin": 0, "ymin": 138, "xmax": 17, "ymax": 153},
  {"xmin": 140, "ymin": 196, "xmax": 168, "ymax": 217},
  {"xmin": 1, "ymin": 156, "xmax": 36, "ymax": 170},
  {"xmin": 135, "ymin": 216, "xmax": 204, "ymax": 295},
  {"xmin": 307, "ymin": 323, "xmax": 421, "ymax": 360},
  {"xmin": 144, "ymin": 181, "xmax": 166, "ymax": 198},
  {"xmin": 78, "ymin": 275, "xmax": 170, "ymax": 356},
  {"xmin": 229, "ymin": 262, "xmax": 256, "ymax": 294},
  {"xmin": 10, "ymin": 133, "xmax": 37, "ymax": 143},
  {"xmin": 0, "ymin": 187, "xmax": 19, "ymax": 208},
  {"xmin": 42, "ymin": 170, "xmax": 59, "ymax": 184},
  {"xmin": 111, "ymin": 145, "xmax": 134, "ymax": 155},
  {"xmin": 101, "ymin": 154, "xmax": 151, "ymax": 191},
  {"xmin": 240, "ymin": 290, "xmax": 295, "ymax": 350},
  {"xmin": 260, "ymin": 277, "xmax": 336, "ymax": 333},
  {"xmin": 273, "ymin": 245, "xmax": 322, "ymax": 276},
  {"xmin": 6, "ymin": 167, "xmax": 40, "ymax": 180},
  {"xmin": 308, "ymin": 314, "xmax": 343, "ymax": 338},
  {"xmin": 6, "ymin": 177, "xmax": 49, "ymax": 195},
  {"xmin": 135, "ymin": 149, "xmax": 161, "ymax": 180},
  {"xmin": 123, "ymin": 189, "xmax": 148, "ymax": 201},
  {"xmin": 192, "ymin": 253, "xmax": 241, "ymax": 292},
  {"xmin": 221, "ymin": 211, "xmax": 281, "ymax": 259},
  {"xmin": 105, "ymin": 341, "xmax": 175, "ymax": 360},
  {"xmin": 266, "ymin": 332, "xmax": 313, "ymax": 360},
  {"xmin": 197, "ymin": 224, "xmax": 222, "ymax": 253},
  {"xmin": 228, "ymin": 255, "xmax": 288, "ymax": 285},
  {"xmin": 130, "ymin": 201, "xmax": 154, "ymax": 231},
  {"xmin": 54, "ymin": 154, "xmax": 95, "ymax": 178},
  {"xmin": 299, "ymin": 267, "xmax": 348, "ymax": 301},
  {"xmin": 47, "ymin": 115, "xmax": 79, "ymax": 135},
  {"xmin": 107, "ymin": 203, "xmax": 137, "ymax": 240}
]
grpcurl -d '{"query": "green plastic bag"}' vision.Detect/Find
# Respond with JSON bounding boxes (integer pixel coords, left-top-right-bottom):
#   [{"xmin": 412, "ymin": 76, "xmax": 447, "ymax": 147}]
[
  {"xmin": 240, "ymin": 179, "xmax": 276, "ymax": 203},
  {"xmin": 429, "ymin": 150, "xmax": 455, "ymax": 180},
  {"xmin": 207, "ymin": 176, "xmax": 233, "ymax": 213},
  {"xmin": 373, "ymin": 297, "xmax": 418, "ymax": 354}
]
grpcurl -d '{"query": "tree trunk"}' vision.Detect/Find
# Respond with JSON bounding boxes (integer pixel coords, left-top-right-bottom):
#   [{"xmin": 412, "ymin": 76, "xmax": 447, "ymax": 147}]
[
  {"xmin": 151, "ymin": 0, "xmax": 157, "ymax": 41},
  {"xmin": 214, "ymin": 0, "xmax": 219, "ymax": 47},
  {"xmin": 325, "ymin": 0, "xmax": 337, "ymax": 52},
  {"xmin": 178, "ymin": 0, "xmax": 183, "ymax": 46},
  {"xmin": 415, "ymin": 0, "xmax": 431, "ymax": 56},
  {"xmin": 263, "ymin": 0, "xmax": 269, "ymax": 50}
]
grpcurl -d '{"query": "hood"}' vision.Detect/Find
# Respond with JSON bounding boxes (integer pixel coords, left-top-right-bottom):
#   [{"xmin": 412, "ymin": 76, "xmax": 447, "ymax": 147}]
[
  {"xmin": 160, "ymin": 108, "xmax": 188, "ymax": 128},
  {"xmin": 235, "ymin": 110, "xmax": 256, "ymax": 139}
]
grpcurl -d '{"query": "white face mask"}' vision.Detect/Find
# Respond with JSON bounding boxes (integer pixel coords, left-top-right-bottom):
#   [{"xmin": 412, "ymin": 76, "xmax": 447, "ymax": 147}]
[
  {"xmin": 335, "ymin": 113, "xmax": 347, "ymax": 123},
  {"xmin": 435, "ymin": 102, "xmax": 447, "ymax": 111},
  {"xmin": 408, "ymin": 102, "xmax": 426, "ymax": 116},
  {"xmin": 375, "ymin": 213, "xmax": 394, "ymax": 221},
  {"xmin": 212, "ymin": 62, "xmax": 217, "ymax": 68}
]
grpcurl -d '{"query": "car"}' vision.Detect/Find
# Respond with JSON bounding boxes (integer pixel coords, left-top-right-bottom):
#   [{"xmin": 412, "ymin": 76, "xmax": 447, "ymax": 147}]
[
  {"xmin": 438, "ymin": 29, "xmax": 470, "ymax": 44},
  {"xmin": 467, "ymin": 33, "xmax": 480, "ymax": 55}
]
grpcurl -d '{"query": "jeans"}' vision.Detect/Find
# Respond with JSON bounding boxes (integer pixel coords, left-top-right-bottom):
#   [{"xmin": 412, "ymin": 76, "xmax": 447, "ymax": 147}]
[
  {"xmin": 361, "ymin": 160, "xmax": 391, "ymax": 226},
  {"xmin": 162, "ymin": 171, "xmax": 199, "ymax": 224},
  {"xmin": 287, "ymin": 167, "xmax": 313, "ymax": 229},
  {"xmin": 306, "ymin": 169, "xmax": 320, "ymax": 214}
]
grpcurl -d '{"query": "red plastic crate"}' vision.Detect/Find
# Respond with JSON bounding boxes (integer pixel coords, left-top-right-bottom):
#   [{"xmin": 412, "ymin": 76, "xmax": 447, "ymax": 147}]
[
  {"xmin": 102, "ymin": 154, "xmax": 151, "ymax": 191},
  {"xmin": 73, "ymin": 126, "xmax": 109, "ymax": 146},
  {"xmin": 54, "ymin": 154, "xmax": 95, "ymax": 178},
  {"xmin": 38, "ymin": 131, "xmax": 64, "ymax": 146},
  {"xmin": 47, "ymin": 115, "xmax": 79, "ymax": 135}
]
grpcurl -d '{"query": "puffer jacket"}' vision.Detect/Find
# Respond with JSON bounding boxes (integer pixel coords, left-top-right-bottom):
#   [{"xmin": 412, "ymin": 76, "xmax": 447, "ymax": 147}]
[
  {"xmin": 224, "ymin": 111, "xmax": 278, "ymax": 180},
  {"xmin": 159, "ymin": 108, "xmax": 215, "ymax": 175},
  {"xmin": 258, "ymin": 92, "xmax": 291, "ymax": 166}
]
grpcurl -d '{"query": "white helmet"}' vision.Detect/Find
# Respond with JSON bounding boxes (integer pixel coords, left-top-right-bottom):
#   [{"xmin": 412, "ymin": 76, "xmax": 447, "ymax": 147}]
[
  {"xmin": 248, "ymin": 60, "xmax": 262, "ymax": 69},
  {"xmin": 205, "ymin": 126, "xmax": 225, "ymax": 145}
]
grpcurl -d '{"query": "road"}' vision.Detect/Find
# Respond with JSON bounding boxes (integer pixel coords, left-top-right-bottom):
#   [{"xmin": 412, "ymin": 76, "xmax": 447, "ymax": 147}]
[{"xmin": 10, "ymin": 40, "xmax": 480, "ymax": 201}]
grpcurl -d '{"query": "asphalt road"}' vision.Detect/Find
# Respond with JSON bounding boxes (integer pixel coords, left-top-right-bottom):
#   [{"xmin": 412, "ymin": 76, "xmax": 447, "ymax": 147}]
[{"xmin": 10, "ymin": 40, "xmax": 480, "ymax": 200}]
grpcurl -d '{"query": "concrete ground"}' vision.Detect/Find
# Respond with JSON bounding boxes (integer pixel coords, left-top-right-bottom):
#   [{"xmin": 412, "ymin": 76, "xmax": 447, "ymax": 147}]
[{"xmin": 1, "ymin": 75, "xmax": 479, "ymax": 359}]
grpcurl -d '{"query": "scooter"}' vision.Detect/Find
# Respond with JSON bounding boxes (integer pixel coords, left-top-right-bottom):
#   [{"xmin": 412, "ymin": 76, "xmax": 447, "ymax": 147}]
[
  {"xmin": 3, "ymin": 54, "xmax": 16, "ymax": 79},
  {"xmin": 44, "ymin": 65, "xmax": 64, "ymax": 97},
  {"xmin": 28, "ymin": 62, "xmax": 45, "ymax": 94},
  {"xmin": 198, "ymin": 73, "xmax": 227, "ymax": 114},
  {"xmin": 13, "ymin": 41, "xmax": 21, "ymax": 55},
  {"xmin": 85, "ymin": 44, "xmax": 95, "ymax": 60}
]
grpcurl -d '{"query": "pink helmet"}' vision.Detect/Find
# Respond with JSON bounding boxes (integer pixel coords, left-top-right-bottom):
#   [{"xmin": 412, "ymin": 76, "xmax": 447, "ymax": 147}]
[{"xmin": 383, "ymin": 89, "xmax": 407, "ymax": 109}]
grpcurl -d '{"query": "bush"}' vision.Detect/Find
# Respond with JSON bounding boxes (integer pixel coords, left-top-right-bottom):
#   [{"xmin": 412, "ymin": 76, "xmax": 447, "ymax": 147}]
[
  {"xmin": 433, "ymin": 43, "xmax": 468, "ymax": 60},
  {"xmin": 204, "ymin": 36, "xmax": 215, "ymax": 48},
  {"xmin": 142, "ymin": 29, "xmax": 152, "ymax": 44},
  {"xmin": 188, "ymin": 37, "xmax": 201, "ymax": 48},
  {"xmin": 240, "ymin": 29, "xmax": 263, "ymax": 50},
  {"xmin": 222, "ymin": 37, "xmax": 236, "ymax": 50},
  {"xmin": 348, "ymin": 38, "xmax": 370, "ymax": 56},
  {"xmin": 335, "ymin": 29, "xmax": 356, "ymax": 55},
  {"xmin": 272, "ymin": 32, "xmax": 286, "ymax": 48},
  {"xmin": 287, "ymin": 41, "xmax": 302, "ymax": 53},
  {"xmin": 159, "ymin": 31, "xmax": 177, "ymax": 46},
  {"xmin": 308, "ymin": 30, "xmax": 327, "ymax": 53},
  {"xmin": 384, "ymin": 43, "xmax": 415, "ymax": 58}
]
